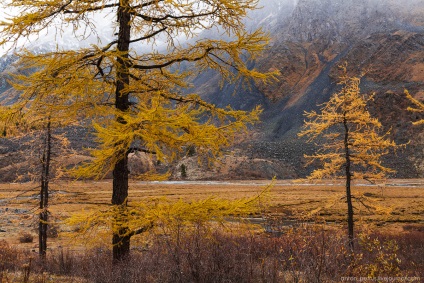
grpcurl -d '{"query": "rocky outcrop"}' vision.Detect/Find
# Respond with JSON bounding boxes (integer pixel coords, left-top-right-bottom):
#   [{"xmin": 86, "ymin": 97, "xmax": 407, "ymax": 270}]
[
  {"xmin": 128, "ymin": 152, "xmax": 155, "ymax": 175},
  {"xmin": 171, "ymin": 150, "xmax": 297, "ymax": 180}
]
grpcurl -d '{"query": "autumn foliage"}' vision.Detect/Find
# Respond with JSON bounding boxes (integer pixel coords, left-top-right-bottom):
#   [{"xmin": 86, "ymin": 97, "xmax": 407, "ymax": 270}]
[
  {"xmin": 405, "ymin": 89, "xmax": 424, "ymax": 126},
  {"xmin": 0, "ymin": 0, "xmax": 277, "ymax": 260},
  {"xmin": 299, "ymin": 64, "xmax": 399, "ymax": 249}
]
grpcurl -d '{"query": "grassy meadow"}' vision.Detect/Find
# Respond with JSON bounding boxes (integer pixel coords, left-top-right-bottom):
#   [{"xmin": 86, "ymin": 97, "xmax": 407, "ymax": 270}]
[{"xmin": 0, "ymin": 179, "xmax": 423, "ymax": 282}]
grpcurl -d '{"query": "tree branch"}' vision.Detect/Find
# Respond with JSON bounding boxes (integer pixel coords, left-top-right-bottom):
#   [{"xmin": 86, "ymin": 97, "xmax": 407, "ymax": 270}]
[
  {"xmin": 64, "ymin": 3, "xmax": 119, "ymax": 14},
  {"xmin": 127, "ymin": 147, "xmax": 157, "ymax": 155},
  {"xmin": 130, "ymin": 8, "xmax": 219, "ymax": 23},
  {"xmin": 130, "ymin": 222, "xmax": 154, "ymax": 237},
  {"xmin": 129, "ymin": 27, "xmax": 167, "ymax": 44},
  {"xmin": 63, "ymin": 0, "xmax": 164, "ymax": 15},
  {"xmin": 131, "ymin": 48, "xmax": 212, "ymax": 70}
]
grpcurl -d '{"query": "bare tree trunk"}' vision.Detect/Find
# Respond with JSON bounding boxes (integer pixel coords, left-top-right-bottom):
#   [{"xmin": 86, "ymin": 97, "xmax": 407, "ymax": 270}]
[
  {"xmin": 39, "ymin": 118, "xmax": 51, "ymax": 258},
  {"xmin": 112, "ymin": 0, "xmax": 131, "ymax": 262},
  {"xmin": 343, "ymin": 117, "xmax": 354, "ymax": 251}
]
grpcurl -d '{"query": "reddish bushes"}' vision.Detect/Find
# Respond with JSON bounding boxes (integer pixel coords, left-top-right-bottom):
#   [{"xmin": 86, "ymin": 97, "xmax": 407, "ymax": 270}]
[{"xmin": 1, "ymin": 226, "xmax": 422, "ymax": 283}]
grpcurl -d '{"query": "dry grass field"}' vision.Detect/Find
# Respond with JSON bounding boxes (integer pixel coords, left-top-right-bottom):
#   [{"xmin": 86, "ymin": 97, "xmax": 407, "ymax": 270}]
[
  {"xmin": 1, "ymin": 179, "xmax": 423, "ymax": 282},
  {"xmin": 1, "ymin": 179, "xmax": 423, "ymax": 247}
]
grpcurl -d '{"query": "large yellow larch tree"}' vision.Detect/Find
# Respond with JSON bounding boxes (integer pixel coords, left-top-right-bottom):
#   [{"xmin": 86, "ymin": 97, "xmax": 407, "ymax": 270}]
[
  {"xmin": 0, "ymin": 0, "xmax": 275, "ymax": 261},
  {"xmin": 298, "ymin": 65, "xmax": 398, "ymax": 250}
]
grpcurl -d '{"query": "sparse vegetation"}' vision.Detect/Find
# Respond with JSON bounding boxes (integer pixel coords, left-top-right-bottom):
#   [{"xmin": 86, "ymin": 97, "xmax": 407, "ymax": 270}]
[
  {"xmin": 299, "ymin": 64, "xmax": 399, "ymax": 249},
  {"xmin": 18, "ymin": 232, "xmax": 34, "ymax": 244},
  {"xmin": 0, "ymin": 180, "xmax": 423, "ymax": 282},
  {"xmin": 1, "ymin": 224, "xmax": 422, "ymax": 282}
]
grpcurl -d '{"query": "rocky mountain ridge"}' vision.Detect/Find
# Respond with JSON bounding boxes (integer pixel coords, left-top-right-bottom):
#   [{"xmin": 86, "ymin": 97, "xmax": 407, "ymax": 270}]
[
  {"xmin": 0, "ymin": 0, "xmax": 423, "ymax": 180},
  {"xmin": 185, "ymin": 0, "xmax": 424, "ymax": 179}
]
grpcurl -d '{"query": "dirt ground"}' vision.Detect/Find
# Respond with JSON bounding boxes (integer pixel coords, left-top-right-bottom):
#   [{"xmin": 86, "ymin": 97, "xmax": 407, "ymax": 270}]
[{"xmin": 1, "ymin": 179, "xmax": 423, "ymax": 250}]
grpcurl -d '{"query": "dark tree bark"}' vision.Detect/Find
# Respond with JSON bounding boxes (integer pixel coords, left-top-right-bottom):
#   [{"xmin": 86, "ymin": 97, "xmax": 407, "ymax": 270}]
[
  {"xmin": 112, "ymin": 0, "xmax": 132, "ymax": 262},
  {"xmin": 39, "ymin": 118, "xmax": 51, "ymax": 258},
  {"xmin": 343, "ymin": 117, "xmax": 354, "ymax": 251}
]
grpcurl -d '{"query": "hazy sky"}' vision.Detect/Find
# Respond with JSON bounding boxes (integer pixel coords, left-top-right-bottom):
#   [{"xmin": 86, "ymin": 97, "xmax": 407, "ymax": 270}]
[
  {"xmin": 0, "ymin": 0, "xmax": 305, "ymax": 56},
  {"xmin": 0, "ymin": 3, "xmax": 116, "ymax": 56},
  {"xmin": 3, "ymin": 0, "xmax": 420, "ymax": 56},
  {"xmin": 0, "ymin": 1, "xmax": 244, "ymax": 56}
]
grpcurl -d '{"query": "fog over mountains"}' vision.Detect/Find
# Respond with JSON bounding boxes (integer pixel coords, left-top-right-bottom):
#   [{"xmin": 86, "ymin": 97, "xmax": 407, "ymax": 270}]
[
  {"xmin": 5, "ymin": 0, "xmax": 420, "ymax": 55},
  {"xmin": 0, "ymin": 0, "xmax": 423, "ymax": 180}
]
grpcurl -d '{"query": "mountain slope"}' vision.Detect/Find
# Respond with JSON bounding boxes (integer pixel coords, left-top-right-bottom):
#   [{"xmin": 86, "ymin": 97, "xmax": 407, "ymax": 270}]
[
  {"xmin": 191, "ymin": 0, "xmax": 424, "ymax": 178},
  {"xmin": 0, "ymin": 0, "xmax": 423, "ymax": 179}
]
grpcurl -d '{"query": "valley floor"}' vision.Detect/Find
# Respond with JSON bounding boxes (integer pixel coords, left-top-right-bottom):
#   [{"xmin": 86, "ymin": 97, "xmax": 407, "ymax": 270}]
[
  {"xmin": 0, "ymin": 179, "xmax": 423, "ymax": 282},
  {"xmin": 1, "ymin": 179, "xmax": 423, "ymax": 246}
]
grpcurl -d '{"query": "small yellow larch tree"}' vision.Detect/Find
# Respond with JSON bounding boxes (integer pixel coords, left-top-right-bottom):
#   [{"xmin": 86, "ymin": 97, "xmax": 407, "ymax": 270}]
[{"xmin": 298, "ymin": 64, "xmax": 398, "ymax": 250}]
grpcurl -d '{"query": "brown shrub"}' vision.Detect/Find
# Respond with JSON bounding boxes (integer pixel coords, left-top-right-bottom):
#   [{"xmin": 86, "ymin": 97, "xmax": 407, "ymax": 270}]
[
  {"xmin": 47, "ymin": 225, "xmax": 59, "ymax": 238},
  {"xmin": 18, "ymin": 232, "xmax": 34, "ymax": 243},
  {"xmin": 0, "ymin": 240, "xmax": 20, "ymax": 270},
  {"xmin": 1, "ymin": 225, "xmax": 422, "ymax": 282},
  {"xmin": 370, "ymin": 230, "xmax": 424, "ymax": 277}
]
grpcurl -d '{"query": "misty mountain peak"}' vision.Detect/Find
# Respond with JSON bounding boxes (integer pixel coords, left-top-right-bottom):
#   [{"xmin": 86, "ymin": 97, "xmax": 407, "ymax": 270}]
[{"xmin": 273, "ymin": 0, "xmax": 424, "ymax": 43}]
